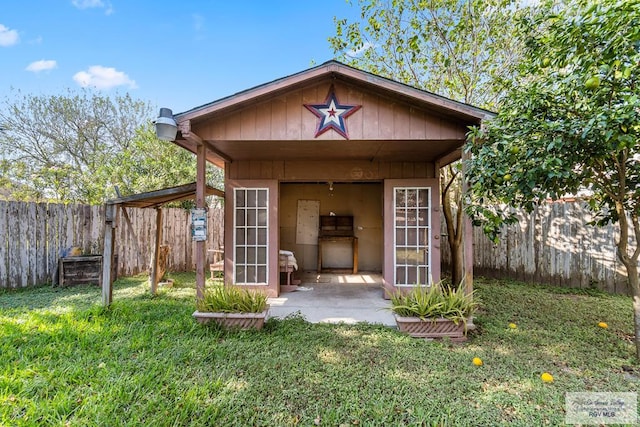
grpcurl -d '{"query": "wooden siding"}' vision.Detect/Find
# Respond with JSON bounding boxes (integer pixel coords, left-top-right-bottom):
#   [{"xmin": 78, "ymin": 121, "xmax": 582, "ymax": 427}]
[
  {"xmin": 196, "ymin": 82, "xmax": 466, "ymax": 142},
  {"xmin": 441, "ymin": 201, "xmax": 637, "ymax": 294},
  {"xmin": 227, "ymin": 160, "xmax": 436, "ymax": 181},
  {"xmin": 0, "ymin": 201, "xmax": 224, "ymax": 289}
]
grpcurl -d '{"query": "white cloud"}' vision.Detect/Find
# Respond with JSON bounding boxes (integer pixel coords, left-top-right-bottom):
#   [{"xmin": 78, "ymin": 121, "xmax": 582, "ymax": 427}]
[
  {"xmin": 71, "ymin": 0, "xmax": 114, "ymax": 14},
  {"xmin": 346, "ymin": 42, "xmax": 375, "ymax": 58},
  {"xmin": 0, "ymin": 24, "xmax": 19, "ymax": 47},
  {"xmin": 193, "ymin": 14, "xmax": 205, "ymax": 31},
  {"xmin": 26, "ymin": 59, "xmax": 58, "ymax": 72},
  {"xmin": 72, "ymin": 0, "xmax": 103, "ymax": 9},
  {"xmin": 73, "ymin": 65, "xmax": 137, "ymax": 90}
]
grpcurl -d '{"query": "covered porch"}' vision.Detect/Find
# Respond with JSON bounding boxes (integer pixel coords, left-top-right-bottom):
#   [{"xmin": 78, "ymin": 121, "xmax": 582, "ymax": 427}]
[{"xmin": 267, "ymin": 272, "xmax": 394, "ymax": 326}]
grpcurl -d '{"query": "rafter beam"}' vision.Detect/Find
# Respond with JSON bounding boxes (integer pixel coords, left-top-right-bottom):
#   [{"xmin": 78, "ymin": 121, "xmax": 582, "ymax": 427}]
[
  {"xmin": 436, "ymin": 147, "xmax": 462, "ymax": 168},
  {"xmin": 178, "ymin": 120, "xmax": 232, "ymax": 164}
]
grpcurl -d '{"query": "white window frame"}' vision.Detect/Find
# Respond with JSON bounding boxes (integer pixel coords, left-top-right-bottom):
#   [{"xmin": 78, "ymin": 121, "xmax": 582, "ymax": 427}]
[
  {"xmin": 233, "ymin": 188, "xmax": 269, "ymax": 285},
  {"xmin": 393, "ymin": 187, "xmax": 431, "ymax": 287}
]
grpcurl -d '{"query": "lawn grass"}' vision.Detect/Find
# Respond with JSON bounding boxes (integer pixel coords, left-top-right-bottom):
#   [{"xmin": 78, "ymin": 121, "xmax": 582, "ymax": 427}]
[{"xmin": 1, "ymin": 274, "xmax": 639, "ymax": 426}]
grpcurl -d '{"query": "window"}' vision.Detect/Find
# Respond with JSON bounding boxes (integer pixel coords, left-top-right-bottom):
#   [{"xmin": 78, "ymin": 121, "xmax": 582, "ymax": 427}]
[
  {"xmin": 234, "ymin": 188, "xmax": 268, "ymax": 285},
  {"xmin": 394, "ymin": 187, "xmax": 431, "ymax": 286}
]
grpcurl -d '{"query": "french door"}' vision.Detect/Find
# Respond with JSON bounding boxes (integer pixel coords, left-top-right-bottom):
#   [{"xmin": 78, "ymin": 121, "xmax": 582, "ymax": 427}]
[
  {"xmin": 394, "ymin": 187, "xmax": 431, "ymax": 286},
  {"xmin": 233, "ymin": 188, "xmax": 269, "ymax": 285}
]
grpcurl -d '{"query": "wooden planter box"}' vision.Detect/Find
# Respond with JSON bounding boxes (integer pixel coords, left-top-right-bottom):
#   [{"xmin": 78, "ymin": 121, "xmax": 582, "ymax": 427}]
[
  {"xmin": 58, "ymin": 256, "xmax": 103, "ymax": 287},
  {"xmin": 395, "ymin": 315, "xmax": 468, "ymax": 342},
  {"xmin": 192, "ymin": 307, "xmax": 269, "ymax": 330}
]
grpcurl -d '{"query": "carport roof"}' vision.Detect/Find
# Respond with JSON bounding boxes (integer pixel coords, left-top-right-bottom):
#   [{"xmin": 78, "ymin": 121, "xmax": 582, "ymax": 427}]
[{"xmin": 106, "ymin": 182, "xmax": 223, "ymax": 209}]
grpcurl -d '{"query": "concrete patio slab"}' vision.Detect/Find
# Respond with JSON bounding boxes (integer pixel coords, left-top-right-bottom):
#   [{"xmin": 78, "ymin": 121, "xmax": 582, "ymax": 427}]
[{"xmin": 267, "ymin": 272, "xmax": 395, "ymax": 326}]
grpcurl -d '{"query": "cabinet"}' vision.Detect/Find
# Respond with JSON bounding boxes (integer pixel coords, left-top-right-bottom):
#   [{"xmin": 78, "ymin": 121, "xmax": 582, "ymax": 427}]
[{"xmin": 317, "ymin": 216, "xmax": 358, "ymax": 274}]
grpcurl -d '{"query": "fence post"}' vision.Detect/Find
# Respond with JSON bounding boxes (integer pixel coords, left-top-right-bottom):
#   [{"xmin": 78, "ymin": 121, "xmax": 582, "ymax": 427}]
[{"xmin": 102, "ymin": 203, "xmax": 116, "ymax": 306}]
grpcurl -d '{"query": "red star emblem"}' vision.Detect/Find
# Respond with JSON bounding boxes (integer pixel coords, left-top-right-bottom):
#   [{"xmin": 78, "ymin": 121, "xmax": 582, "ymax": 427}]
[{"xmin": 304, "ymin": 86, "xmax": 361, "ymax": 139}]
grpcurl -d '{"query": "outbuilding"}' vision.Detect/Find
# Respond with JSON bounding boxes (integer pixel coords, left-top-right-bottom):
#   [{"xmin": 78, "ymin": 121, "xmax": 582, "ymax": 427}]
[{"xmin": 160, "ymin": 60, "xmax": 493, "ymax": 299}]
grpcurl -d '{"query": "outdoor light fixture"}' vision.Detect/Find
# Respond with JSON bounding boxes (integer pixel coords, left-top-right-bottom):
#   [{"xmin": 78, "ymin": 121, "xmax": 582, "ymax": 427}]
[{"xmin": 154, "ymin": 108, "xmax": 178, "ymax": 141}]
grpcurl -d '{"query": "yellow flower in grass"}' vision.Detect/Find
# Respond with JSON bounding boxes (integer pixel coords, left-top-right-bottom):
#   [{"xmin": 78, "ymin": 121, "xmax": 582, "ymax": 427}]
[
  {"xmin": 472, "ymin": 357, "xmax": 483, "ymax": 366},
  {"xmin": 598, "ymin": 322, "xmax": 608, "ymax": 329},
  {"xmin": 508, "ymin": 323, "xmax": 517, "ymax": 329},
  {"xmin": 540, "ymin": 372, "xmax": 554, "ymax": 383}
]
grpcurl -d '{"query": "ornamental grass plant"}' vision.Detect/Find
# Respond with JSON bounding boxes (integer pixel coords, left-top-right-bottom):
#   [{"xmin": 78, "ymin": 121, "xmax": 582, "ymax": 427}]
[
  {"xmin": 195, "ymin": 284, "xmax": 268, "ymax": 313},
  {"xmin": 389, "ymin": 281, "xmax": 478, "ymax": 324}
]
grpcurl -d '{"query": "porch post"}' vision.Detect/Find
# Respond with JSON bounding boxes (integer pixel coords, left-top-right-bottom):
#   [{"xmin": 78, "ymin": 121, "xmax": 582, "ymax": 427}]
[
  {"xmin": 195, "ymin": 143, "xmax": 207, "ymax": 301},
  {"xmin": 150, "ymin": 207, "xmax": 163, "ymax": 295}
]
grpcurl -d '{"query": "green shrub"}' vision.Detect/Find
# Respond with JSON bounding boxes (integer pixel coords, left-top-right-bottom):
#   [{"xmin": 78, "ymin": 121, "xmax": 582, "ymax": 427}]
[
  {"xmin": 390, "ymin": 282, "xmax": 478, "ymax": 323},
  {"xmin": 196, "ymin": 285, "xmax": 268, "ymax": 313}
]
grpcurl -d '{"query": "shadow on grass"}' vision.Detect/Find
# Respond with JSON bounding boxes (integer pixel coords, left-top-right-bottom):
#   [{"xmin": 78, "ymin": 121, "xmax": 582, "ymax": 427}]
[{"xmin": 0, "ymin": 274, "xmax": 158, "ymax": 312}]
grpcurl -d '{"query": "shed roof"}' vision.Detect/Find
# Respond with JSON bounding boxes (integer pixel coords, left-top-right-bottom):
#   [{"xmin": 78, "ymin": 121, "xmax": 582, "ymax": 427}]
[
  {"xmin": 176, "ymin": 60, "xmax": 495, "ymax": 124},
  {"xmin": 170, "ymin": 60, "xmax": 496, "ymax": 168}
]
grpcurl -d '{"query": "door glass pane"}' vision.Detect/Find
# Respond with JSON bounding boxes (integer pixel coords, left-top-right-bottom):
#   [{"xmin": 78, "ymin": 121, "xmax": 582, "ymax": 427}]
[
  {"xmin": 257, "ymin": 228, "xmax": 267, "ymax": 245},
  {"xmin": 247, "ymin": 209, "xmax": 256, "ymax": 226},
  {"xmin": 395, "ymin": 247, "xmax": 408, "ymax": 265},
  {"xmin": 236, "ymin": 190, "xmax": 245, "ymax": 207},
  {"xmin": 395, "ymin": 228, "xmax": 405, "ymax": 245},
  {"xmin": 236, "ymin": 247, "xmax": 245, "ymax": 264},
  {"xmin": 407, "ymin": 228, "xmax": 417, "ymax": 246},
  {"xmin": 418, "ymin": 189, "xmax": 429, "ymax": 208},
  {"xmin": 418, "ymin": 208, "xmax": 429, "ymax": 227},
  {"xmin": 247, "ymin": 247, "xmax": 256, "ymax": 264},
  {"xmin": 247, "ymin": 228, "xmax": 256, "ymax": 245},
  {"xmin": 406, "ymin": 209, "xmax": 417, "ymax": 226},
  {"xmin": 406, "ymin": 189, "xmax": 417, "ymax": 208},
  {"xmin": 247, "ymin": 266, "xmax": 256, "ymax": 282},
  {"xmin": 396, "ymin": 267, "xmax": 405, "ymax": 284},
  {"xmin": 419, "ymin": 229, "xmax": 428, "ymax": 246},
  {"xmin": 395, "ymin": 209, "xmax": 406, "ymax": 226},
  {"xmin": 235, "ymin": 267, "xmax": 245, "ymax": 283},
  {"xmin": 257, "ymin": 190, "xmax": 267, "ymax": 206},
  {"xmin": 407, "ymin": 250, "xmax": 421, "ymax": 266},
  {"xmin": 419, "ymin": 267, "xmax": 428, "ymax": 285},
  {"xmin": 258, "ymin": 209, "xmax": 268, "ymax": 226},
  {"xmin": 257, "ymin": 247, "xmax": 267, "ymax": 264},
  {"xmin": 235, "ymin": 229, "xmax": 245, "ymax": 245},
  {"xmin": 407, "ymin": 267, "xmax": 417, "ymax": 285},
  {"xmin": 235, "ymin": 209, "xmax": 245, "ymax": 226},
  {"xmin": 257, "ymin": 266, "xmax": 267, "ymax": 283},
  {"xmin": 247, "ymin": 190, "xmax": 257, "ymax": 207}
]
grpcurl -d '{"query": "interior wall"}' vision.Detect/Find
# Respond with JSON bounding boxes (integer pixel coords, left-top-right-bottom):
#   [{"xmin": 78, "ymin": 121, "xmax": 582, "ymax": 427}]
[{"xmin": 279, "ymin": 182, "xmax": 383, "ymax": 272}]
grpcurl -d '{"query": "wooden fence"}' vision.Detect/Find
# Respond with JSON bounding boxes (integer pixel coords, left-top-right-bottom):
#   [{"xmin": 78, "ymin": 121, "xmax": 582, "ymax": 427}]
[
  {"xmin": 442, "ymin": 200, "xmax": 636, "ymax": 294},
  {"xmin": 3, "ymin": 199, "xmax": 637, "ymax": 293},
  {"xmin": 0, "ymin": 201, "xmax": 224, "ymax": 289}
]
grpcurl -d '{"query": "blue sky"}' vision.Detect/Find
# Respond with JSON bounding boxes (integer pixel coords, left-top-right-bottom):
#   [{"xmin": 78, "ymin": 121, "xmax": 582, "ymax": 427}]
[{"xmin": 1, "ymin": 0, "xmax": 360, "ymax": 114}]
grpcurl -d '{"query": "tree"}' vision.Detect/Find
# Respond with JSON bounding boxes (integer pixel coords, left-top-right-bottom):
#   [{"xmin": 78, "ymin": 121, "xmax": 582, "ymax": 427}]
[
  {"xmin": 466, "ymin": 0, "xmax": 640, "ymax": 356},
  {"xmin": 0, "ymin": 89, "xmax": 152, "ymax": 203},
  {"xmin": 330, "ymin": 0, "xmax": 528, "ymax": 286},
  {"xmin": 101, "ymin": 123, "xmax": 224, "ymax": 207},
  {"xmin": 0, "ymin": 89, "xmax": 222, "ymax": 204}
]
